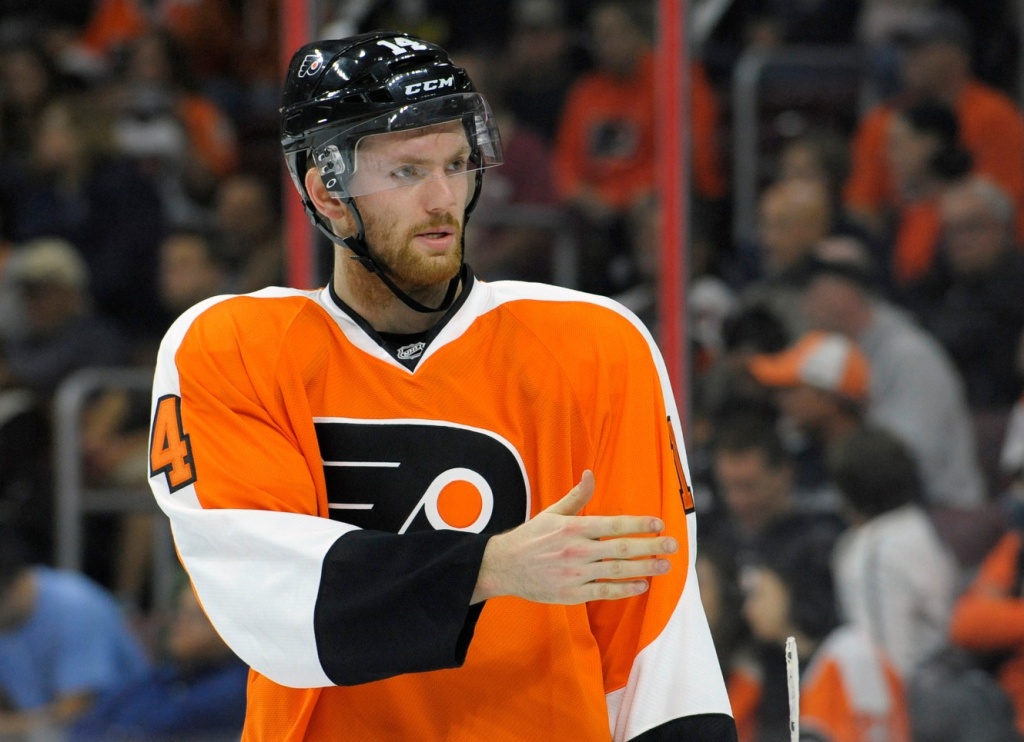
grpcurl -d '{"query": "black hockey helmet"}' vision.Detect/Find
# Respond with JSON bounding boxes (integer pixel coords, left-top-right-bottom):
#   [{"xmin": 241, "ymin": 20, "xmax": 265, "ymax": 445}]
[{"xmin": 280, "ymin": 31, "xmax": 503, "ymax": 311}]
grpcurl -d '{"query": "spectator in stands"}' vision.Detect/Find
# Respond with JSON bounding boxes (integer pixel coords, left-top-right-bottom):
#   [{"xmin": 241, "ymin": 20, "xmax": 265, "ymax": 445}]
[
  {"xmin": 740, "ymin": 520, "xmax": 911, "ymax": 742},
  {"xmin": 454, "ymin": 47, "xmax": 559, "ymax": 284},
  {"xmin": 800, "ymin": 236, "xmax": 986, "ymax": 509},
  {"xmin": 775, "ymin": 128, "xmax": 887, "ymax": 267},
  {"xmin": 843, "ymin": 9, "xmax": 1024, "ymax": 246},
  {"xmin": 829, "ymin": 427, "xmax": 959, "ymax": 679},
  {"xmin": 885, "ymin": 100, "xmax": 974, "ymax": 288},
  {"xmin": 948, "ymin": 497, "xmax": 1024, "ymax": 738},
  {"xmin": 0, "ymin": 524, "xmax": 149, "ymax": 739},
  {"xmin": 68, "ymin": 577, "xmax": 248, "ymax": 742},
  {"xmin": 776, "ymin": 127, "xmax": 851, "ymax": 212},
  {"xmin": 733, "ymin": 178, "xmax": 832, "ymax": 338},
  {"xmin": 212, "ymin": 172, "xmax": 283, "ymax": 294},
  {"xmin": 157, "ymin": 226, "xmax": 228, "ymax": 322},
  {"xmin": 746, "ymin": 330, "xmax": 870, "ymax": 510},
  {"xmin": 102, "ymin": 29, "xmax": 239, "ymax": 221},
  {"xmin": 904, "ymin": 177, "xmax": 1024, "ymax": 411},
  {"xmin": 703, "ymin": 414, "xmax": 845, "ymax": 566},
  {"xmin": 1, "ymin": 238, "xmax": 128, "ymax": 397},
  {"xmin": 0, "ymin": 94, "xmax": 165, "ymax": 344},
  {"xmin": 499, "ymin": 0, "xmax": 587, "ymax": 145},
  {"xmin": 692, "ymin": 303, "xmax": 789, "ymax": 463},
  {"xmin": 552, "ymin": 0, "xmax": 724, "ymax": 294},
  {"xmin": 855, "ymin": 0, "xmax": 943, "ymax": 100},
  {"xmin": 0, "ymin": 35, "xmax": 66, "ymax": 166},
  {"xmin": 755, "ymin": 179, "xmax": 833, "ymax": 282},
  {"xmin": 157, "ymin": 0, "xmax": 242, "ymax": 112},
  {"xmin": 224, "ymin": 0, "xmax": 280, "ymax": 127}
]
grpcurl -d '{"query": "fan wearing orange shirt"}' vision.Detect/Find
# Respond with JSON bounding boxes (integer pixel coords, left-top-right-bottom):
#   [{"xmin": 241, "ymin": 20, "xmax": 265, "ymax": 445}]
[
  {"xmin": 843, "ymin": 9, "xmax": 1024, "ymax": 261},
  {"xmin": 147, "ymin": 31, "xmax": 736, "ymax": 742},
  {"xmin": 552, "ymin": 0, "xmax": 724, "ymax": 293},
  {"xmin": 949, "ymin": 408, "xmax": 1024, "ymax": 741}
]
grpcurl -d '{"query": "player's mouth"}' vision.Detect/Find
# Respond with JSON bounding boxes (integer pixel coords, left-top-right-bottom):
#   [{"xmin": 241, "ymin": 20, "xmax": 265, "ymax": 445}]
[{"xmin": 414, "ymin": 227, "xmax": 457, "ymax": 251}]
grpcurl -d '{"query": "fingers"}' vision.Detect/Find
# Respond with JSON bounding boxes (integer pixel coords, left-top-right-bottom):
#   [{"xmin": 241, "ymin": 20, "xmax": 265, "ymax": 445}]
[
  {"xmin": 544, "ymin": 470, "xmax": 596, "ymax": 517},
  {"xmin": 592, "ymin": 534, "xmax": 679, "ymax": 561},
  {"xmin": 579, "ymin": 580, "xmax": 651, "ymax": 602},
  {"xmin": 583, "ymin": 554, "xmax": 673, "ymax": 583},
  {"xmin": 575, "ymin": 514, "xmax": 667, "ymax": 540}
]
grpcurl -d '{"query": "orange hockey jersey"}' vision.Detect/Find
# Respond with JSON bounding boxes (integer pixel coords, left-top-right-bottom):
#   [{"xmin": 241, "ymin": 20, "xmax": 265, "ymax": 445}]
[{"xmin": 148, "ymin": 271, "xmax": 734, "ymax": 741}]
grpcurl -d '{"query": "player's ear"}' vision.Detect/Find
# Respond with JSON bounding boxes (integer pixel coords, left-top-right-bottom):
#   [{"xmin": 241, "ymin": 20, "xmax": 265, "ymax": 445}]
[{"xmin": 305, "ymin": 167, "xmax": 356, "ymax": 235}]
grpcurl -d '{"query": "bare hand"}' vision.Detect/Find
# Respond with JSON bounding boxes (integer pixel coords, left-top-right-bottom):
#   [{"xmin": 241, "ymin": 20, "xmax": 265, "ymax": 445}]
[{"xmin": 471, "ymin": 471, "xmax": 677, "ymax": 604}]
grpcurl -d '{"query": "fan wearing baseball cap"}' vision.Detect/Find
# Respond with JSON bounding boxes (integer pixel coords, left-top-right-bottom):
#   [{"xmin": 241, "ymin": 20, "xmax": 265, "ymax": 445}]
[
  {"xmin": 800, "ymin": 238, "xmax": 986, "ymax": 509},
  {"xmin": 746, "ymin": 331, "xmax": 870, "ymax": 511},
  {"xmin": 748, "ymin": 332, "xmax": 869, "ymax": 425}
]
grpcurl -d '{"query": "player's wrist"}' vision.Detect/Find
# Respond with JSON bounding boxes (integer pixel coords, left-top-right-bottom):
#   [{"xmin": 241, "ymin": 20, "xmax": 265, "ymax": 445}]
[{"xmin": 470, "ymin": 533, "xmax": 508, "ymax": 605}]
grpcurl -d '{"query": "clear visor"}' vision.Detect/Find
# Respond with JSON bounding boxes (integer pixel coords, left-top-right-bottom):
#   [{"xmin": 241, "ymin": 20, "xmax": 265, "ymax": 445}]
[{"xmin": 312, "ymin": 93, "xmax": 503, "ymax": 199}]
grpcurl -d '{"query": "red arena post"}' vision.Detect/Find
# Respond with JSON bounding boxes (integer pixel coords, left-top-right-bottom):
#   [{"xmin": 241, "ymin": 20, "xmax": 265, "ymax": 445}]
[
  {"xmin": 282, "ymin": 0, "xmax": 316, "ymax": 289},
  {"xmin": 656, "ymin": 0, "xmax": 690, "ymax": 425}
]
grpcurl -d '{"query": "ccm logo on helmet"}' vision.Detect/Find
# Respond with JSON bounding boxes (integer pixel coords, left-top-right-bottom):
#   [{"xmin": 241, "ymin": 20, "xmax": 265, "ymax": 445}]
[{"xmin": 404, "ymin": 77, "xmax": 455, "ymax": 96}]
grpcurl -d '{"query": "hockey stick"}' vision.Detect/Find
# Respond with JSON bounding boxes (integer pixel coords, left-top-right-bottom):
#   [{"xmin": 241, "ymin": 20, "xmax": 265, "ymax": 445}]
[{"xmin": 786, "ymin": 635, "xmax": 799, "ymax": 742}]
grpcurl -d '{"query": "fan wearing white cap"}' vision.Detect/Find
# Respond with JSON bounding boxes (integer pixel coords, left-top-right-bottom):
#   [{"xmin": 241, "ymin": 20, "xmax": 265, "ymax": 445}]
[
  {"xmin": 748, "ymin": 331, "xmax": 869, "ymax": 451},
  {"xmin": 745, "ymin": 331, "xmax": 870, "ymax": 512}
]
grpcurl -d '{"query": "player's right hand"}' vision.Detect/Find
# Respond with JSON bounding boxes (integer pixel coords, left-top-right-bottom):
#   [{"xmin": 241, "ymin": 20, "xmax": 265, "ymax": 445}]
[{"xmin": 470, "ymin": 470, "xmax": 677, "ymax": 605}]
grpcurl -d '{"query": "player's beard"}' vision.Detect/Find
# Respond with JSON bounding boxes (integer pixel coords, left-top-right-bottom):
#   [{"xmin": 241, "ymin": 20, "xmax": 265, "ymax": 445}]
[{"xmin": 348, "ymin": 209, "xmax": 464, "ymax": 310}]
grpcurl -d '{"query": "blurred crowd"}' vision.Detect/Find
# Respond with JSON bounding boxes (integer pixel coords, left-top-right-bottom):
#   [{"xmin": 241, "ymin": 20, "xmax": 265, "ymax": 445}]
[{"xmin": 1, "ymin": 0, "xmax": 1024, "ymax": 740}]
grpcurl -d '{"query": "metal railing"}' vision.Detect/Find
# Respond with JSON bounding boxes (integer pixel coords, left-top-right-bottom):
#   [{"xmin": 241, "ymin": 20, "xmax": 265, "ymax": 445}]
[{"xmin": 52, "ymin": 366, "xmax": 177, "ymax": 612}]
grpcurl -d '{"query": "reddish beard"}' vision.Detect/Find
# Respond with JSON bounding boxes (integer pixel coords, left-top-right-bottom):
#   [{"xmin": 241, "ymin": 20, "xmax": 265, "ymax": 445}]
[{"xmin": 346, "ymin": 209, "xmax": 464, "ymax": 308}]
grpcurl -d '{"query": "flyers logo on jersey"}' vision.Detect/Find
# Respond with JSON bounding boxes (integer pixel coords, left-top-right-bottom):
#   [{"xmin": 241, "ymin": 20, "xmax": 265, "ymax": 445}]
[{"xmin": 314, "ymin": 418, "xmax": 529, "ymax": 535}]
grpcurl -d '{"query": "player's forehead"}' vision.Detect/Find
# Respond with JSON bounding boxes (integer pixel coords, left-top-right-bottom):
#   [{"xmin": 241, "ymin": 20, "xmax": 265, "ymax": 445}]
[{"xmin": 357, "ymin": 120, "xmax": 469, "ymax": 159}]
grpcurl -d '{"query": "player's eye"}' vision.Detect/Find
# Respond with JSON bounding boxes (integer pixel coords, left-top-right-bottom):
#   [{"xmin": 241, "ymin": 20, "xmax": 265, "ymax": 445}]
[
  {"xmin": 391, "ymin": 165, "xmax": 426, "ymax": 182},
  {"xmin": 445, "ymin": 158, "xmax": 468, "ymax": 174}
]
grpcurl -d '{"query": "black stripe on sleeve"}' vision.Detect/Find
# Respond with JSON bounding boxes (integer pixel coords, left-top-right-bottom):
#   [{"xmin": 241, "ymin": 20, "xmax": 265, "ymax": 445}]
[
  {"xmin": 313, "ymin": 529, "xmax": 491, "ymax": 685},
  {"xmin": 630, "ymin": 714, "xmax": 738, "ymax": 741}
]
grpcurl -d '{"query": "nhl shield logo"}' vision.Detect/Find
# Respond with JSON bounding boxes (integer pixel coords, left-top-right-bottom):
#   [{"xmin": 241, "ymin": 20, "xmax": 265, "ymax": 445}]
[{"xmin": 297, "ymin": 53, "xmax": 323, "ymax": 78}]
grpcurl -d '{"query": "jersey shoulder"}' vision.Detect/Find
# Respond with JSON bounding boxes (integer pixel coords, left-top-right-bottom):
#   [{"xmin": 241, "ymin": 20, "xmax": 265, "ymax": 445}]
[
  {"xmin": 168, "ymin": 288, "xmax": 322, "ymax": 350},
  {"xmin": 158, "ymin": 287, "xmax": 330, "ymax": 384},
  {"xmin": 482, "ymin": 280, "xmax": 656, "ymax": 359}
]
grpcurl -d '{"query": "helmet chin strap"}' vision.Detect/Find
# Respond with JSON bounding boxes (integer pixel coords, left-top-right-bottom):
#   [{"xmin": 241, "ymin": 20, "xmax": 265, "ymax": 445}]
[
  {"xmin": 308, "ymin": 203, "xmax": 462, "ymax": 314},
  {"xmin": 342, "ymin": 233, "xmax": 462, "ymax": 314}
]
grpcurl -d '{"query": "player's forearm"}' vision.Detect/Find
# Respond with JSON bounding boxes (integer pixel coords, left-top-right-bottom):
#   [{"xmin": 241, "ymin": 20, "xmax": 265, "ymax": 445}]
[{"xmin": 315, "ymin": 529, "xmax": 492, "ymax": 685}]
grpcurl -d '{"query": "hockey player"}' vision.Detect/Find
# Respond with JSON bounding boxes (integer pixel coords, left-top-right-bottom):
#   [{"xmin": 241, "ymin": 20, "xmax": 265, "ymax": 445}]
[{"xmin": 148, "ymin": 31, "xmax": 736, "ymax": 741}]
